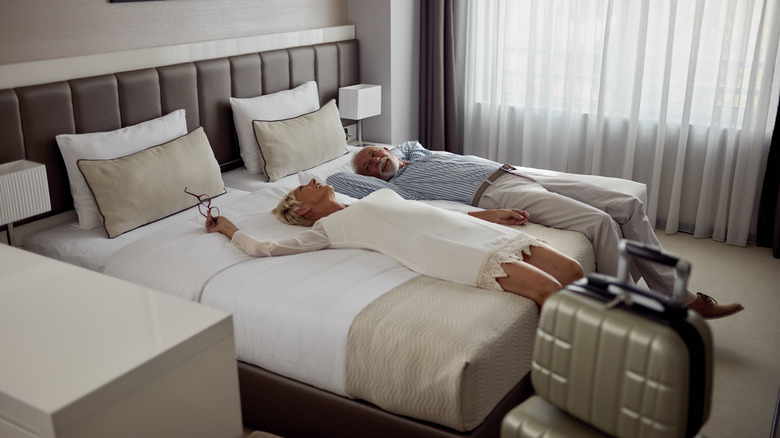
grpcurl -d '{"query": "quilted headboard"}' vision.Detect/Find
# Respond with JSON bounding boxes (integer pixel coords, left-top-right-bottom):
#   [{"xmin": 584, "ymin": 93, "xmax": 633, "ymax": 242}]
[{"xmin": 0, "ymin": 39, "xmax": 359, "ymax": 221}]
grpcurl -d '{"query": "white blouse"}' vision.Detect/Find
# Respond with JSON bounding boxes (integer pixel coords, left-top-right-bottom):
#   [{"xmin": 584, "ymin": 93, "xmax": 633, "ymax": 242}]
[{"xmin": 231, "ymin": 189, "xmax": 529, "ymax": 286}]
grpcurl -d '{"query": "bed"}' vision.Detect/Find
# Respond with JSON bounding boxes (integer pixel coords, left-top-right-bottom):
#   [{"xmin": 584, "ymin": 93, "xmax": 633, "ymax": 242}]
[{"xmin": 0, "ymin": 37, "xmax": 647, "ymax": 437}]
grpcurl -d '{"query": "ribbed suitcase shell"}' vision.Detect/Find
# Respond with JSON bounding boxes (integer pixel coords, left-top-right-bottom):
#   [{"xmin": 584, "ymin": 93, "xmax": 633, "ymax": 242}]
[
  {"xmin": 501, "ymin": 240, "xmax": 712, "ymax": 438},
  {"xmin": 503, "ymin": 241, "xmax": 713, "ymax": 438}
]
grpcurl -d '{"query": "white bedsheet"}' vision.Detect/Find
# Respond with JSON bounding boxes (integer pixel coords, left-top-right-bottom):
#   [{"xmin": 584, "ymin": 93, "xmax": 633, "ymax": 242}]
[
  {"xmin": 100, "ymin": 184, "xmax": 417, "ymax": 394},
  {"xmin": 203, "ymin": 250, "xmax": 415, "ymax": 395},
  {"xmin": 102, "ymin": 190, "xmax": 258, "ymax": 302},
  {"xmin": 23, "ymin": 189, "xmax": 249, "ymax": 272}
]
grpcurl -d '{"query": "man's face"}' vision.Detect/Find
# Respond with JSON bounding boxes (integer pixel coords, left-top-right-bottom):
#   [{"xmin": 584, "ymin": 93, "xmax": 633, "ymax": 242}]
[{"xmin": 354, "ymin": 147, "xmax": 400, "ymax": 181}]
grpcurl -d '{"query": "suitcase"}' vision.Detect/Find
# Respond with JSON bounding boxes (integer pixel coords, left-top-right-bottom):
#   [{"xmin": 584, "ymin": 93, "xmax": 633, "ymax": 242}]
[{"xmin": 502, "ymin": 240, "xmax": 713, "ymax": 438}]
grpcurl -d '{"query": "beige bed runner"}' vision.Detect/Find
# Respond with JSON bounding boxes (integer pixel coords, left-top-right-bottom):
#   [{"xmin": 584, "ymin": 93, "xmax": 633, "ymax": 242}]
[{"xmin": 346, "ymin": 276, "xmax": 539, "ymax": 432}]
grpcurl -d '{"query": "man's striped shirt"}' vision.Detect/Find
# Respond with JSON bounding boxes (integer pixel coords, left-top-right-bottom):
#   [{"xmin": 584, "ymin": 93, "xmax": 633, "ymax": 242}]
[{"xmin": 327, "ymin": 141, "xmax": 499, "ymax": 204}]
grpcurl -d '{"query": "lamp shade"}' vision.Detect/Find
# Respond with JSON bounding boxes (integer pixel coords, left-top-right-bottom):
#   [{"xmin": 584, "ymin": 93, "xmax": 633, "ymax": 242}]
[
  {"xmin": 338, "ymin": 84, "xmax": 382, "ymax": 120},
  {"xmin": 0, "ymin": 160, "xmax": 51, "ymax": 226}
]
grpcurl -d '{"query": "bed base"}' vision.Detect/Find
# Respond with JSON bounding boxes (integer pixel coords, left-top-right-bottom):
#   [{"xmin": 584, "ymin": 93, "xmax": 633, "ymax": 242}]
[{"xmin": 237, "ymin": 361, "xmax": 532, "ymax": 438}]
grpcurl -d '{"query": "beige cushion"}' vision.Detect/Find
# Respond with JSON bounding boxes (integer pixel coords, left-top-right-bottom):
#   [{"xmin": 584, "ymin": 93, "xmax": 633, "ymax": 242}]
[
  {"xmin": 231, "ymin": 81, "xmax": 320, "ymax": 176},
  {"xmin": 253, "ymin": 99, "xmax": 347, "ymax": 182},
  {"xmin": 77, "ymin": 127, "xmax": 225, "ymax": 238}
]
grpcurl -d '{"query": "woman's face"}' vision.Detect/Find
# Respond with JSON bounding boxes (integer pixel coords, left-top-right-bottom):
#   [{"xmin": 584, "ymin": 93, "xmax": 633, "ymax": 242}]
[{"xmin": 295, "ymin": 179, "xmax": 335, "ymax": 209}]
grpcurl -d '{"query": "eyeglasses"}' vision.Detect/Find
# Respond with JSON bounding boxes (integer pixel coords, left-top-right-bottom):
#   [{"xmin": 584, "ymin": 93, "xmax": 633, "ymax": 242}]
[{"xmin": 184, "ymin": 187, "xmax": 220, "ymax": 220}]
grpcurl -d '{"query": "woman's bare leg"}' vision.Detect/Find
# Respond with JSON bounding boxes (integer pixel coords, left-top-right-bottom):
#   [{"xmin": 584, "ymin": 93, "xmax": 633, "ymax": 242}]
[
  {"xmin": 497, "ymin": 262, "xmax": 562, "ymax": 306},
  {"xmin": 496, "ymin": 245, "xmax": 584, "ymax": 306},
  {"xmin": 521, "ymin": 244, "xmax": 584, "ymax": 287}
]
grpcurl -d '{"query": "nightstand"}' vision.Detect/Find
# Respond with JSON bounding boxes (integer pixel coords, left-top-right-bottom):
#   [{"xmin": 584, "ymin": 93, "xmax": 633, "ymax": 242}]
[{"xmin": 0, "ymin": 245, "xmax": 243, "ymax": 438}]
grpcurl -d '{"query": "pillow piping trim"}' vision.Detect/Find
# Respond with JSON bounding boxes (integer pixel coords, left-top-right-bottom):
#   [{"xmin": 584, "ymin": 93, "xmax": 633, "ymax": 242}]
[
  {"xmin": 253, "ymin": 98, "xmax": 345, "ymax": 182},
  {"xmin": 77, "ymin": 127, "xmax": 227, "ymax": 239}
]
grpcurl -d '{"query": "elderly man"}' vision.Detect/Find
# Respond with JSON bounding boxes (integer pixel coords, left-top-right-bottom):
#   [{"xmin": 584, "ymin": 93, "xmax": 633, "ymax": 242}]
[{"xmin": 326, "ymin": 141, "xmax": 743, "ymax": 319}]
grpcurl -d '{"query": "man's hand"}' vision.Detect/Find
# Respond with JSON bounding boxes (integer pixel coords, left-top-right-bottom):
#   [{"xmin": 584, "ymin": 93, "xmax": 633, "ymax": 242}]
[
  {"xmin": 206, "ymin": 213, "xmax": 239, "ymax": 240},
  {"xmin": 468, "ymin": 209, "xmax": 529, "ymax": 225}
]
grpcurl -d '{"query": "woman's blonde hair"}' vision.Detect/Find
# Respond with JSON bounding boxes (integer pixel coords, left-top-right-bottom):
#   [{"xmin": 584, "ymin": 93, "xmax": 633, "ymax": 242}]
[{"xmin": 272, "ymin": 189, "xmax": 317, "ymax": 227}]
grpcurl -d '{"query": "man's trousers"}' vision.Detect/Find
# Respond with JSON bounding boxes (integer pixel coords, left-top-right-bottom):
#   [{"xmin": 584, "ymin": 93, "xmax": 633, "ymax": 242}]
[{"xmin": 477, "ymin": 172, "xmax": 694, "ymax": 303}]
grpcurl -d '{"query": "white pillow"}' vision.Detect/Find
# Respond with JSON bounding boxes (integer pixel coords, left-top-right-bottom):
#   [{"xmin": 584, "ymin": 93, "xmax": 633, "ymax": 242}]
[
  {"xmin": 252, "ymin": 99, "xmax": 347, "ymax": 182},
  {"xmin": 57, "ymin": 109, "xmax": 188, "ymax": 230},
  {"xmin": 230, "ymin": 81, "xmax": 320, "ymax": 177},
  {"xmin": 297, "ymin": 149, "xmax": 356, "ymax": 186}
]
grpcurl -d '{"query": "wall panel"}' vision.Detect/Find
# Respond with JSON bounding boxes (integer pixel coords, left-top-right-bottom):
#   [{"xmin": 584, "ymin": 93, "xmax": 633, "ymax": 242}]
[{"xmin": 0, "ymin": 0, "xmax": 349, "ymax": 65}]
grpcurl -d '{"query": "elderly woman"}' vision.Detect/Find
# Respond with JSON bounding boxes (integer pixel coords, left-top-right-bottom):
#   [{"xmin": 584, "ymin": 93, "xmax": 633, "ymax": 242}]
[{"xmin": 206, "ymin": 179, "xmax": 583, "ymax": 306}]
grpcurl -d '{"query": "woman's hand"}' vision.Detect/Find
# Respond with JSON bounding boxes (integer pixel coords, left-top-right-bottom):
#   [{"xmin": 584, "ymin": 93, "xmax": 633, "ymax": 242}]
[
  {"xmin": 468, "ymin": 208, "xmax": 529, "ymax": 225},
  {"xmin": 206, "ymin": 213, "xmax": 239, "ymax": 240}
]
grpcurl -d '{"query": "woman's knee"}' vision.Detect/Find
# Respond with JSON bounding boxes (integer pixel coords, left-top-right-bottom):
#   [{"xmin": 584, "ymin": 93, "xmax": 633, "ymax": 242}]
[
  {"xmin": 565, "ymin": 258, "xmax": 585, "ymax": 284},
  {"xmin": 536, "ymin": 276, "xmax": 563, "ymax": 304},
  {"xmin": 497, "ymin": 264, "xmax": 561, "ymax": 305},
  {"xmin": 534, "ymin": 245, "xmax": 584, "ymax": 286}
]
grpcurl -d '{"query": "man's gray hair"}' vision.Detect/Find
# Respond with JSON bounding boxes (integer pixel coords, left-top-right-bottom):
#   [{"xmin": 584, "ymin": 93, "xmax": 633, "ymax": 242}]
[
  {"xmin": 352, "ymin": 146, "xmax": 382, "ymax": 175},
  {"xmin": 351, "ymin": 148, "xmax": 367, "ymax": 173}
]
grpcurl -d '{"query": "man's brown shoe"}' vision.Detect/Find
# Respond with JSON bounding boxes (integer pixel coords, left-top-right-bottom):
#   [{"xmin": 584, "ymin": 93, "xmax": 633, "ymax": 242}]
[{"xmin": 688, "ymin": 292, "xmax": 744, "ymax": 319}]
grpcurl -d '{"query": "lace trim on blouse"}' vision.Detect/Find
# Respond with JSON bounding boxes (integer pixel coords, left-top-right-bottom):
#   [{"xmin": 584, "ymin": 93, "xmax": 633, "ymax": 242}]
[{"xmin": 475, "ymin": 234, "xmax": 545, "ymax": 291}]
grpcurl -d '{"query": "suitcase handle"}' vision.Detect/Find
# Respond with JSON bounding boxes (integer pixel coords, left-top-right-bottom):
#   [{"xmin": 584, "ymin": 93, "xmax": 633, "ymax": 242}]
[
  {"xmin": 585, "ymin": 274, "xmax": 687, "ymax": 318},
  {"xmin": 576, "ymin": 240, "xmax": 690, "ymax": 318},
  {"xmin": 616, "ymin": 239, "xmax": 691, "ymax": 304}
]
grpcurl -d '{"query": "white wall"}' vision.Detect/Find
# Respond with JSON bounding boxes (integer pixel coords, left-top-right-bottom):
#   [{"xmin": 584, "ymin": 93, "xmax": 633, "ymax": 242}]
[
  {"xmin": 348, "ymin": 0, "xmax": 419, "ymax": 145},
  {"xmin": 0, "ymin": 0, "xmax": 349, "ymax": 65}
]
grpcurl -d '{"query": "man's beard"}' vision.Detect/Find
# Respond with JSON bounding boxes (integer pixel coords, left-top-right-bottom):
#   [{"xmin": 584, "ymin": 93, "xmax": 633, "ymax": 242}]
[{"xmin": 378, "ymin": 155, "xmax": 400, "ymax": 181}]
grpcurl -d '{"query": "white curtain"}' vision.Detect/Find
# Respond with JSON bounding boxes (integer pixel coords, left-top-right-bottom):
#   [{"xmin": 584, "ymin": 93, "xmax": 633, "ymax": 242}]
[{"xmin": 457, "ymin": 0, "xmax": 780, "ymax": 246}]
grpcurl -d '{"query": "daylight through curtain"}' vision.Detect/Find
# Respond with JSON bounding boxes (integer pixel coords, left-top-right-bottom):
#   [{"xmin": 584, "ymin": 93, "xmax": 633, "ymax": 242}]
[{"xmin": 458, "ymin": 0, "xmax": 780, "ymax": 245}]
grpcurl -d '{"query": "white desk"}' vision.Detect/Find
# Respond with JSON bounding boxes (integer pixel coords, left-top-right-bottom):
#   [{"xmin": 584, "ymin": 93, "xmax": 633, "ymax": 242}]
[{"xmin": 0, "ymin": 245, "xmax": 243, "ymax": 438}]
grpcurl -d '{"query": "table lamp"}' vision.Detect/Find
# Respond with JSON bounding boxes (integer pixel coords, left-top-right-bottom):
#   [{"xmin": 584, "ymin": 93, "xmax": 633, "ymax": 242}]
[
  {"xmin": 0, "ymin": 160, "xmax": 51, "ymax": 246},
  {"xmin": 338, "ymin": 84, "xmax": 381, "ymax": 146}
]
